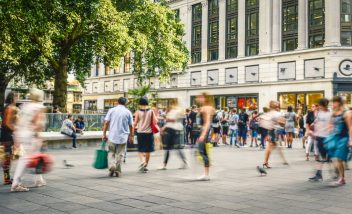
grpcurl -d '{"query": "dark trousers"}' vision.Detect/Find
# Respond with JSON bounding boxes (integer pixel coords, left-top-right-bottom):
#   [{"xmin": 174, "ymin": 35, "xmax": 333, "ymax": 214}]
[
  {"xmin": 162, "ymin": 128, "xmax": 186, "ymax": 165},
  {"xmin": 198, "ymin": 141, "xmax": 210, "ymax": 167},
  {"xmin": 1, "ymin": 142, "xmax": 12, "ymax": 183},
  {"xmin": 62, "ymin": 132, "xmax": 77, "ymax": 148},
  {"xmin": 259, "ymin": 128, "xmax": 268, "ymax": 148},
  {"xmin": 185, "ymin": 126, "xmax": 192, "ymax": 144}
]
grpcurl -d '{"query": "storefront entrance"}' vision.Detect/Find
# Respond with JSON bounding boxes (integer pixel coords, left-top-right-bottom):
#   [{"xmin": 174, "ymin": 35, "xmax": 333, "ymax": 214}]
[
  {"xmin": 191, "ymin": 94, "xmax": 258, "ymax": 110},
  {"xmin": 278, "ymin": 91, "xmax": 324, "ymax": 114}
]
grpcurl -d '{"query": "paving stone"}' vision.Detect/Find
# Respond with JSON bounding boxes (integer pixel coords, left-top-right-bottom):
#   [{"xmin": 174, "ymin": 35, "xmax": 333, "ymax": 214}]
[
  {"xmin": 46, "ymin": 202, "xmax": 89, "ymax": 212},
  {"xmin": 1, "ymin": 142, "xmax": 351, "ymax": 214}
]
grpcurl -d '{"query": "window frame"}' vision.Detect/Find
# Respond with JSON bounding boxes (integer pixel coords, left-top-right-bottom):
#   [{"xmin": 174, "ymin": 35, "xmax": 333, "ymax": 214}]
[
  {"xmin": 191, "ymin": 3, "xmax": 202, "ymax": 64},
  {"xmin": 245, "ymin": 0, "xmax": 259, "ymax": 56},
  {"xmin": 208, "ymin": 0, "xmax": 219, "ymax": 61},
  {"xmin": 282, "ymin": 0, "xmax": 298, "ymax": 52},
  {"xmin": 226, "ymin": 0, "xmax": 238, "ymax": 59},
  {"xmin": 341, "ymin": 0, "xmax": 352, "ymax": 46},
  {"xmin": 308, "ymin": 0, "xmax": 325, "ymax": 48}
]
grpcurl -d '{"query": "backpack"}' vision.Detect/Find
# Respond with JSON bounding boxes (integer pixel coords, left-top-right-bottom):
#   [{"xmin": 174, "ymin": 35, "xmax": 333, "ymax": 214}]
[
  {"xmin": 212, "ymin": 113, "xmax": 220, "ymax": 124},
  {"xmin": 238, "ymin": 113, "xmax": 247, "ymax": 126},
  {"xmin": 250, "ymin": 117, "xmax": 259, "ymax": 131}
]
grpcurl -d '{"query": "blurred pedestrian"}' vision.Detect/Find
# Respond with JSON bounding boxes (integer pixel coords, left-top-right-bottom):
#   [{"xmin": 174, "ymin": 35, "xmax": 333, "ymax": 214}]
[
  {"xmin": 258, "ymin": 107, "xmax": 269, "ymax": 149},
  {"xmin": 0, "ymin": 92, "xmax": 18, "ymax": 185},
  {"xmin": 189, "ymin": 105, "xmax": 198, "ymax": 145},
  {"xmin": 249, "ymin": 110, "xmax": 259, "ymax": 147},
  {"xmin": 102, "ymin": 97, "xmax": 133, "ymax": 177},
  {"xmin": 220, "ymin": 107, "xmax": 230, "ymax": 145},
  {"xmin": 229, "ymin": 109, "xmax": 239, "ymax": 147},
  {"xmin": 193, "ymin": 93, "xmax": 215, "ymax": 181},
  {"xmin": 159, "ymin": 99, "xmax": 188, "ymax": 170},
  {"xmin": 134, "ymin": 97, "xmax": 158, "ymax": 173},
  {"xmin": 308, "ymin": 98, "xmax": 331, "ymax": 182},
  {"xmin": 11, "ymin": 88, "xmax": 46, "ymax": 192},
  {"xmin": 285, "ymin": 106, "xmax": 296, "ymax": 149},
  {"xmin": 237, "ymin": 108, "xmax": 249, "ymax": 147},
  {"xmin": 60, "ymin": 114, "xmax": 77, "ymax": 149},
  {"xmin": 262, "ymin": 101, "xmax": 288, "ymax": 168},
  {"xmin": 324, "ymin": 96, "xmax": 352, "ymax": 186},
  {"xmin": 305, "ymin": 104, "xmax": 319, "ymax": 161}
]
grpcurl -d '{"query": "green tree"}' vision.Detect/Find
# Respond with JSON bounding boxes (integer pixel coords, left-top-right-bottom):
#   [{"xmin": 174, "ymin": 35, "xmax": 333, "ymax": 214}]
[
  {"xmin": 116, "ymin": 0, "xmax": 189, "ymax": 84},
  {"xmin": 1, "ymin": 0, "xmax": 188, "ymax": 111},
  {"xmin": 0, "ymin": 0, "xmax": 49, "ymax": 112}
]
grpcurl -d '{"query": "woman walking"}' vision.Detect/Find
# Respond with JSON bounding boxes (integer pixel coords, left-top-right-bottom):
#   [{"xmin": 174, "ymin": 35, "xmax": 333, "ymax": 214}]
[
  {"xmin": 262, "ymin": 101, "xmax": 288, "ymax": 168},
  {"xmin": 324, "ymin": 96, "xmax": 352, "ymax": 186},
  {"xmin": 134, "ymin": 97, "xmax": 158, "ymax": 173},
  {"xmin": 193, "ymin": 93, "xmax": 214, "ymax": 180},
  {"xmin": 159, "ymin": 99, "xmax": 188, "ymax": 170},
  {"xmin": 0, "ymin": 92, "xmax": 18, "ymax": 185},
  {"xmin": 11, "ymin": 88, "xmax": 46, "ymax": 192},
  {"xmin": 285, "ymin": 106, "xmax": 296, "ymax": 149}
]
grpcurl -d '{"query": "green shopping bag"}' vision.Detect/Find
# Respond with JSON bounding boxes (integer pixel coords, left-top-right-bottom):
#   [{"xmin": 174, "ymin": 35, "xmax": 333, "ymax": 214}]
[{"xmin": 93, "ymin": 141, "xmax": 108, "ymax": 169}]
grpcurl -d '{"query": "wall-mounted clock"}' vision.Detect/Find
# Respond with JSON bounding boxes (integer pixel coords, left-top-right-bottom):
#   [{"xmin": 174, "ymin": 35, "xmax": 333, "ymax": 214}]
[{"xmin": 339, "ymin": 59, "xmax": 352, "ymax": 76}]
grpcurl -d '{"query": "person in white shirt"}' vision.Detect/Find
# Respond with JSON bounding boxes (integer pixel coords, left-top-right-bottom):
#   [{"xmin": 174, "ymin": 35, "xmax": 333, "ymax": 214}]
[
  {"xmin": 103, "ymin": 97, "xmax": 134, "ymax": 177},
  {"xmin": 159, "ymin": 99, "xmax": 187, "ymax": 170},
  {"xmin": 229, "ymin": 109, "xmax": 239, "ymax": 147},
  {"xmin": 262, "ymin": 101, "xmax": 288, "ymax": 169}
]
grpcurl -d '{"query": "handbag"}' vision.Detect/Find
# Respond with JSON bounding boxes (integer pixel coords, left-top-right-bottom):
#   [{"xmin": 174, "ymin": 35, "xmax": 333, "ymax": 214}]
[
  {"xmin": 12, "ymin": 144, "xmax": 25, "ymax": 160},
  {"xmin": 93, "ymin": 141, "xmax": 108, "ymax": 169},
  {"xmin": 151, "ymin": 111, "xmax": 160, "ymax": 134},
  {"xmin": 27, "ymin": 153, "xmax": 54, "ymax": 174},
  {"xmin": 0, "ymin": 145, "xmax": 5, "ymax": 164}
]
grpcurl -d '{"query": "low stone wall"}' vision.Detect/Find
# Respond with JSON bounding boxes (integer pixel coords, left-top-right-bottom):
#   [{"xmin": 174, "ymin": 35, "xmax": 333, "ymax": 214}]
[{"xmin": 39, "ymin": 131, "xmax": 138, "ymax": 151}]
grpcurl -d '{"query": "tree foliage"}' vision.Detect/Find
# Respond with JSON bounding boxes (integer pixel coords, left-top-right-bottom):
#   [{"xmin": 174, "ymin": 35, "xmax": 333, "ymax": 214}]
[{"xmin": 1, "ymin": 0, "xmax": 188, "ymax": 111}]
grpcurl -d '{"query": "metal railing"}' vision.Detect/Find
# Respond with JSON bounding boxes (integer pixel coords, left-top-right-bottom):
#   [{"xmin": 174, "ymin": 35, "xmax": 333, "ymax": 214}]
[{"xmin": 45, "ymin": 113, "xmax": 105, "ymax": 132}]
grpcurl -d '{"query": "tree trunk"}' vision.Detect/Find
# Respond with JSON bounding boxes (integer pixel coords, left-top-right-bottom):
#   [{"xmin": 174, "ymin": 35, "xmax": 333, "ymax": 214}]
[
  {"xmin": 53, "ymin": 57, "xmax": 68, "ymax": 113},
  {"xmin": 0, "ymin": 71, "xmax": 9, "ymax": 114}
]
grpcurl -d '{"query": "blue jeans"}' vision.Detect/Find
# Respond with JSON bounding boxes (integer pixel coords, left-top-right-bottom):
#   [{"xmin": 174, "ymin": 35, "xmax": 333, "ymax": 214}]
[
  {"xmin": 62, "ymin": 132, "xmax": 77, "ymax": 148},
  {"xmin": 229, "ymin": 129, "xmax": 238, "ymax": 145}
]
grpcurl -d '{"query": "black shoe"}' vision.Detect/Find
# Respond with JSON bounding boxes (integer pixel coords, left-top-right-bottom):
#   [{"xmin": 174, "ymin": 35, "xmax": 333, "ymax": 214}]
[{"xmin": 309, "ymin": 175, "xmax": 323, "ymax": 182}]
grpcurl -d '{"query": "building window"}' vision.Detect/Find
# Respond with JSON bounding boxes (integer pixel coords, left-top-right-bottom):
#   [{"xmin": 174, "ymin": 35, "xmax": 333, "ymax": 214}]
[
  {"xmin": 191, "ymin": 3, "xmax": 202, "ymax": 64},
  {"xmin": 104, "ymin": 99, "xmax": 118, "ymax": 112},
  {"xmin": 208, "ymin": 0, "xmax": 219, "ymax": 61},
  {"xmin": 282, "ymin": 0, "xmax": 298, "ymax": 51},
  {"xmin": 226, "ymin": 0, "xmax": 238, "ymax": 59},
  {"xmin": 95, "ymin": 59, "xmax": 99, "ymax": 76},
  {"xmin": 124, "ymin": 53, "xmax": 131, "ymax": 73},
  {"xmin": 308, "ymin": 0, "xmax": 325, "ymax": 48},
  {"xmin": 84, "ymin": 100, "xmax": 97, "ymax": 111},
  {"xmin": 73, "ymin": 92, "xmax": 82, "ymax": 103},
  {"xmin": 175, "ymin": 9, "xmax": 180, "ymax": 20},
  {"xmin": 245, "ymin": 0, "xmax": 259, "ymax": 56},
  {"xmin": 341, "ymin": 0, "xmax": 352, "ymax": 46}
]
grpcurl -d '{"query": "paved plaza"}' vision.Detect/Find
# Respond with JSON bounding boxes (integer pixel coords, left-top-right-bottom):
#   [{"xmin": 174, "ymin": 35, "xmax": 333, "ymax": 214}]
[{"xmin": 1, "ymin": 141, "xmax": 352, "ymax": 214}]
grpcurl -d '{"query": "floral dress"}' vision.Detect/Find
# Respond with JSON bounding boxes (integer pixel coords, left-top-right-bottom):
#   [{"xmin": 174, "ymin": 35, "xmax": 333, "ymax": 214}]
[{"xmin": 324, "ymin": 112, "xmax": 349, "ymax": 161}]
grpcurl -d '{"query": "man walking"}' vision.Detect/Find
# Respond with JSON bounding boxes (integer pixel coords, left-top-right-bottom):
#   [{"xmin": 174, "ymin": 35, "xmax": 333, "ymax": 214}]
[{"xmin": 103, "ymin": 97, "xmax": 134, "ymax": 177}]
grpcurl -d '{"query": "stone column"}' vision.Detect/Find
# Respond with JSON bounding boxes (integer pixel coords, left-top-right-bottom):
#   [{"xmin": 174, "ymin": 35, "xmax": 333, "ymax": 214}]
[
  {"xmin": 201, "ymin": 1, "xmax": 208, "ymax": 62},
  {"xmin": 186, "ymin": 5, "xmax": 193, "ymax": 54},
  {"xmin": 324, "ymin": 0, "xmax": 341, "ymax": 47},
  {"xmin": 238, "ymin": 0, "xmax": 246, "ymax": 57},
  {"xmin": 218, "ymin": 0, "xmax": 226, "ymax": 60},
  {"xmin": 297, "ymin": 0, "xmax": 307, "ymax": 50},
  {"xmin": 272, "ymin": 0, "xmax": 281, "ymax": 53},
  {"xmin": 259, "ymin": 0, "xmax": 272, "ymax": 54}
]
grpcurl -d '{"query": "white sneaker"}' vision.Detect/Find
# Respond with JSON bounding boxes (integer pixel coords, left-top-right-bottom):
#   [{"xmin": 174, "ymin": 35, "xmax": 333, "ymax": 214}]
[
  {"xmin": 197, "ymin": 175, "xmax": 210, "ymax": 181},
  {"xmin": 158, "ymin": 166, "xmax": 167, "ymax": 170},
  {"xmin": 11, "ymin": 184, "xmax": 29, "ymax": 192},
  {"xmin": 179, "ymin": 163, "xmax": 189, "ymax": 170},
  {"xmin": 33, "ymin": 180, "xmax": 46, "ymax": 188}
]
